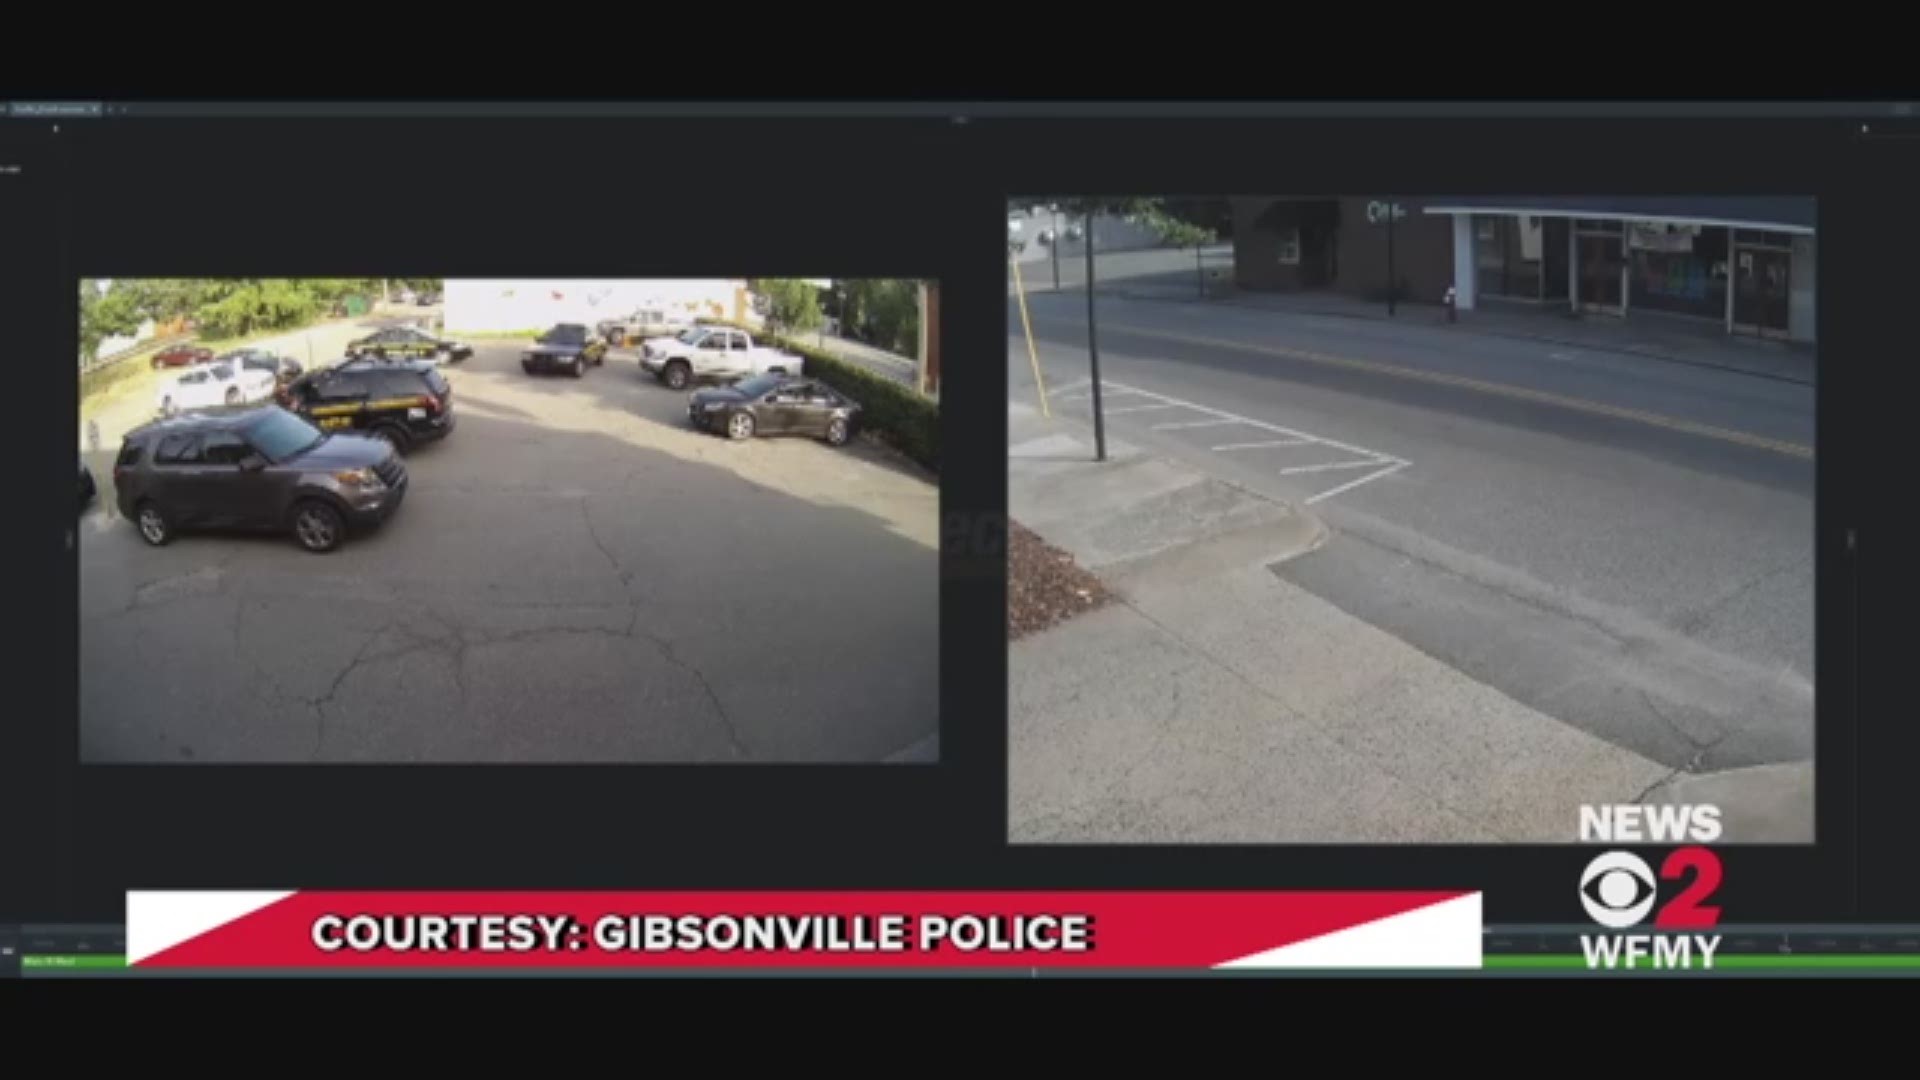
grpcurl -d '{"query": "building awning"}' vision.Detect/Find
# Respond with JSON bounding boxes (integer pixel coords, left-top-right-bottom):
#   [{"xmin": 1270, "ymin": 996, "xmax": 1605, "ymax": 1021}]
[{"xmin": 1421, "ymin": 196, "xmax": 1814, "ymax": 235}]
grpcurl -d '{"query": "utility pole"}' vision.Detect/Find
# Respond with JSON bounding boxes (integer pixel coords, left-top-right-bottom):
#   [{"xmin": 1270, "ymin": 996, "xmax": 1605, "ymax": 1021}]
[
  {"xmin": 1386, "ymin": 198, "xmax": 1397, "ymax": 316},
  {"xmin": 1085, "ymin": 209, "xmax": 1106, "ymax": 462}
]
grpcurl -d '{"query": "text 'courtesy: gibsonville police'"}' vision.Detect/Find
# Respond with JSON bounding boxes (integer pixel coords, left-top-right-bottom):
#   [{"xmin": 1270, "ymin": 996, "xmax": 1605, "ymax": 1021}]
[{"xmin": 310, "ymin": 913, "xmax": 1097, "ymax": 954}]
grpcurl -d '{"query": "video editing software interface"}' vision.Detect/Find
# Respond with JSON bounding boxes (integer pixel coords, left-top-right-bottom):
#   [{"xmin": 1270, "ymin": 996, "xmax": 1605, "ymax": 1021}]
[{"xmin": 2, "ymin": 96, "xmax": 1915, "ymax": 978}]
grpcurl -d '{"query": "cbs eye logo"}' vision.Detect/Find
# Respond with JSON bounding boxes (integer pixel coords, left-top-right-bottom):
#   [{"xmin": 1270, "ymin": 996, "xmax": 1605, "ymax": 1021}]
[{"xmin": 1579, "ymin": 848, "xmax": 1724, "ymax": 930}]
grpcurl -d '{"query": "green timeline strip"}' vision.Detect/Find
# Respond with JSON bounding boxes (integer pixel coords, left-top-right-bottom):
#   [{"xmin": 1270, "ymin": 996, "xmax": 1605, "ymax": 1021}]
[
  {"xmin": 1486, "ymin": 954, "xmax": 1920, "ymax": 971},
  {"xmin": 21, "ymin": 955, "xmax": 128, "ymax": 970}
]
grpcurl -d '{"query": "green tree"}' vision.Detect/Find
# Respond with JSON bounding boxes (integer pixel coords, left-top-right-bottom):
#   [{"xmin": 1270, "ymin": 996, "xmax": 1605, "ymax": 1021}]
[
  {"xmin": 79, "ymin": 280, "xmax": 142, "ymax": 365},
  {"xmin": 841, "ymin": 279, "xmax": 922, "ymax": 357},
  {"xmin": 750, "ymin": 279, "xmax": 825, "ymax": 333}
]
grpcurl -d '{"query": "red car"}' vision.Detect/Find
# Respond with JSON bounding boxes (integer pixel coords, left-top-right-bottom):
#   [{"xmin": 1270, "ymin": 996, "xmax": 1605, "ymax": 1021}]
[{"xmin": 150, "ymin": 343, "xmax": 214, "ymax": 370}]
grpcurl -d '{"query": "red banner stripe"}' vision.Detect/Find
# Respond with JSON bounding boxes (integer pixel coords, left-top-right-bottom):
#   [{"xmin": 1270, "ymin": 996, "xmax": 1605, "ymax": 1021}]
[{"xmin": 131, "ymin": 890, "xmax": 1477, "ymax": 969}]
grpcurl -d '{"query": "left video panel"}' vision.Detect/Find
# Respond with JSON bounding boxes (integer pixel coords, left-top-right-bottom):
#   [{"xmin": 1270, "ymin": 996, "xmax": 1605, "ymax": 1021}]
[{"xmin": 78, "ymin": 277, "xmax": 940, "ymax": 764}]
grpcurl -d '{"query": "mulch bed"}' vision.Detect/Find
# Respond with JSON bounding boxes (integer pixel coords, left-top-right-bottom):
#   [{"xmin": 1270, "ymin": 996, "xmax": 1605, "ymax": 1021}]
[{"xmin": 1009, "ymin": 519, "xmax": 1116, "ymax": 641}]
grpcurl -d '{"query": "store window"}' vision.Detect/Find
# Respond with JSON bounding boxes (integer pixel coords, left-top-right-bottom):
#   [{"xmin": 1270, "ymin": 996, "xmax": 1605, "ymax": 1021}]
[
  {"xmin": 1628, "ymin": 222, "xmax": 1727, "ymax": 320},
  {"xmin": 1474, "ymin": 215, "xmax": 1545, "ymax": 299},
  {"xmin": 1276, "ymin": 228, "xmax": 1301, "ymax": 265}
]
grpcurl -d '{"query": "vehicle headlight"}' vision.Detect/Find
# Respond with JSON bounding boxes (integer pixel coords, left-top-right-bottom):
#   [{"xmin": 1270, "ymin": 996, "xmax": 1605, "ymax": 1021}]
[
  {"xmin": 334, "ymin": 467, "xmax": 381, "ymax": 488},
  {"xmin": 702, "ymin": 401, "xmax": 726, "ymax": 411}
]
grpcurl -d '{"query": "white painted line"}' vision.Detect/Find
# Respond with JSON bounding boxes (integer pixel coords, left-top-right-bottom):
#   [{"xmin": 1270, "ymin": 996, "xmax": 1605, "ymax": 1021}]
[
  {"xmin": 1097, "ymin": 380, "xmax": 1390, "ymax": 462},
  {"xmin": 1104, "ymin": 402, "xmax": 1186, "ymax": 415},
  {"xmin": 1303, "ymin": 460, "xmax": 1409, "ymax": 505},
  {"xmin": 1212, "ymin": 439, "xmax": 1314, "ymax": 452},
  {"xmin": 1057, "ymin": 386, "xmax": 1150, "ymax": 402},
  {"xmin": 1279, "ymin": 458, "xmax": 1394, "ymax": 476},
  {"xmin": 1151, "ymin": 417, "xmax": 1247, "ymax": 431}
]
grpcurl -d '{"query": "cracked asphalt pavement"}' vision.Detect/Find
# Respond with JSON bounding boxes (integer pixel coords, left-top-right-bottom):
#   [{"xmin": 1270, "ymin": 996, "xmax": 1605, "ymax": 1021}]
[{"xmin": 79, "ymin": 338, "xmax": 939, "ymax": 763}]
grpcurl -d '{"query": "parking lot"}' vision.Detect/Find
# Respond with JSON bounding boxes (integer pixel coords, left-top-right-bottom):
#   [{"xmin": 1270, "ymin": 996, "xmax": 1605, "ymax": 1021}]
[{"xmin": 79, "ymin": 334, "xmax": 940, "ymax": 763}]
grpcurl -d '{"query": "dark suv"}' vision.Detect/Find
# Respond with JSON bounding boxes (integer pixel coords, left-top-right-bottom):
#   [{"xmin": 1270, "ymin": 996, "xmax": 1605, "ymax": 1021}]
[
  {"xmin": 113, "ymin": 406, "xmax": 408, "ymax": 554},
  {"xmin": 279, "ymin": 358, "xmax": 455, "ymax": 453}
]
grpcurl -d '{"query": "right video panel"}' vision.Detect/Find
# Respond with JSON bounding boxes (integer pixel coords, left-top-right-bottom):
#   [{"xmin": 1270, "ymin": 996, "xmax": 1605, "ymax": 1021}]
[{"xmin": 1006, "ymin": 196, "xmax": 1815, "ymax": 844}]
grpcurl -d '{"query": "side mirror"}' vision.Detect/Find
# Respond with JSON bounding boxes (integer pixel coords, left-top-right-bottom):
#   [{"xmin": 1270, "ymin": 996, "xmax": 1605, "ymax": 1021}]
[{"xmin": 239, "ymin": 454, "xmax": 267, "ymax": 472}]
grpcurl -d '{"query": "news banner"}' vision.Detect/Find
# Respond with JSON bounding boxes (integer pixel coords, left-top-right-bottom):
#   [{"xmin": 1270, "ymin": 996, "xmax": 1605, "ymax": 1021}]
[{"xmin": 3, "ymin": 803, "xmax": 1902, "ymax": 976}]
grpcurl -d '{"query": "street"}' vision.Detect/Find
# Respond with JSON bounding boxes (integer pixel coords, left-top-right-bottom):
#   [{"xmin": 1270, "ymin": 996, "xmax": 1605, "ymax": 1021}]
[
  {"xmin": 80, "ymin": 331, "xmax": 940, "ymax": 764},
  {"xmin": 1009, "ymin": 289, "xmax": 1813, "ymax": 779}
]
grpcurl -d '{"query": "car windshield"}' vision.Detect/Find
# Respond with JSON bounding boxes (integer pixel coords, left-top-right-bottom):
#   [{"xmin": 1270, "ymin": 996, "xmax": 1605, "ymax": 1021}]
[
  {"xmin": 246, "ymin": 409, "xmax": 327, "ymax": 462},
  {"xmin": 542, "ymin": 325, "xmax": 586, "ymax": 345},
  {"xmin": 676, "ymin": 328, "xmax": 706, "ymax": 345},
  {"xmin": 210, "ymin": 364, "xmax": 234, "ymax": 380},
  {"xmin": 733, "ymin": 374, "xmax": 782, "ymax": 398}
]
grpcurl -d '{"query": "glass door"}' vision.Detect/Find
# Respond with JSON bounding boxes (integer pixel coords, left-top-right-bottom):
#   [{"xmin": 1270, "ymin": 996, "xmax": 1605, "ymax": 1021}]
[{"xmin": 1732, "ymin": 246, "xmax": 1792, "ymax": 338}]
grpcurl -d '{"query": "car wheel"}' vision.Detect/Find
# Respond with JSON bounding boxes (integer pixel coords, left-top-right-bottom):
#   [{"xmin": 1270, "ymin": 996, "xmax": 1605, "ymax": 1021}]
[
  {"xmin": 134, "ymin": 501, "xmax": 173, "ymax": 547},
  {"xmin": 665, "ymin": 362, "xmax": 690, "ymax": 390},
  {"xmin": 225, "ymin": 387, "xmax": 241, "ymax": 405},
  {"xmin": 573, "ymin": 357, "xmax": 587, "ymax": 378},
  {"xmin": 291, "ymin": 500, "xmax": 346, "ymax": 554},
  {"xmin": 727, "ymin": 411, "xmax": 756, "ymax": 441},
  {"xmin": 373, "ymin": 424, "xmax": 410, "ymax": 454},
  {"xmin": 824, "ymin": 417, "xmax": 850, "ymax": 446}
]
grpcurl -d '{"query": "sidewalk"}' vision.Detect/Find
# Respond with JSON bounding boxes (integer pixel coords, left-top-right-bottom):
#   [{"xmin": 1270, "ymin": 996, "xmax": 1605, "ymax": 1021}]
[
  {"xmin": 1085, "ymin": 282, "xmax": 1817, "ymax": 387},
  {"xmin": 1009, "ymin": 399, "xmax": 1688, "ymax": 844}
]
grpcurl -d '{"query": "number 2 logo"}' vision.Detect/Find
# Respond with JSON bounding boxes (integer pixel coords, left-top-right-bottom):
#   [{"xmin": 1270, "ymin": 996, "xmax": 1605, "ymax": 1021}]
[
  {"xmin": 1654, "ymin": 847, "xmax": 1722, "ymax": 929},
  {"xmin": 1580, "ymin": 846, "xmax": 1722, "ymax": 930}
]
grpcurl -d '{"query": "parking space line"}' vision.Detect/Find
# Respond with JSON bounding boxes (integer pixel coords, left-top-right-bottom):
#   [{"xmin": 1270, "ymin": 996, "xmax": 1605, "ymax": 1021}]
[
  {"xmin": 1212, "ymin": 438, "xmax": 1313, "ymax": 452},
  {"xmin": 1151, "ymin": 417, "xmax": 1247, "ymax": 431},
  {"xmin": 1280, "ymin": 458, "xmax": 1393, "ymax": 476},
  {"xmin": 1304, "ymin": 460, "xmax": 1409, "ymax": 505},
  {"xmin": 1068, "ymin": 377, "xmax": 1412, "ymax": 505}
]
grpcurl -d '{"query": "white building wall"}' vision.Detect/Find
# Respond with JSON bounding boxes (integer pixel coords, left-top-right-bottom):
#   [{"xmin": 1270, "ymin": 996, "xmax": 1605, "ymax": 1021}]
[
  {"xmin": 442, "ymin": 279, "xmax": 754, "ymax": 334},
  {"xmin": 1789, "ymin": 236, "xmax": 1816, "ymax": 344},
  {"xmin": 1451, "ymin": 215, "xmax": 1476, "ymax": 310}
]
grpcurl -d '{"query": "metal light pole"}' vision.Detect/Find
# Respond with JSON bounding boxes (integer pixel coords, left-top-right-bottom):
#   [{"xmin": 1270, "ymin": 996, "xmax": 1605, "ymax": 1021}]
[
  {"xmin": 1386, "ymin": 198, "xmax": 1397, "ymax": 316},
  {"xmin": 1196, "ymin": 244, "xmax": 1206, "ymax": 298},
  {"xmin": 1084, "ymin": 210, "xmax": 1107, "ymax": 462}
]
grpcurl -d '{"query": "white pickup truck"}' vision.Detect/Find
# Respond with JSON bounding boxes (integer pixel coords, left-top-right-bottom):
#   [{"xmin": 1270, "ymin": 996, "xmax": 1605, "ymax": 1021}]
[
  {"xmin": 597, "ymin": 307, "xmax": 695, "ymax": 348},
  {"xmin": 640, "ymin": 326, "xmax": 803, "ymax": 391}
]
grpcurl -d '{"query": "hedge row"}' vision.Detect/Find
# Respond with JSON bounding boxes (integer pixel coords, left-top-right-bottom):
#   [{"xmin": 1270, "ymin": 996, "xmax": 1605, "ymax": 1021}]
[{"xmin": 716, "ymin": 323, "xmax": 939, "ymax": 473}]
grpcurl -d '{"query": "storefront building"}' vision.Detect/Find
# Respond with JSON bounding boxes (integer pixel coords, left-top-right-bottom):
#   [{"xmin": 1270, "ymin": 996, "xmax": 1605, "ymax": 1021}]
[{"xmin": 1230, "ymin": 196, "xmax": 1815, "ymax": 344}]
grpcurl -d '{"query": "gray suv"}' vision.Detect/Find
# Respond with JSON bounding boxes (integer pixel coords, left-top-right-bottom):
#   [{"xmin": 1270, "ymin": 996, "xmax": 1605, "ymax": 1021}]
[{"xmin": 113, "ymin": 406, "xmax": 409, "ymax": 554}]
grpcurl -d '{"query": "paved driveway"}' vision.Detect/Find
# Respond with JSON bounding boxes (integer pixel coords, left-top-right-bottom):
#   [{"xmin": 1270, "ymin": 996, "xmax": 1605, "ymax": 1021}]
[{"xmin": 80, "ymin": 340, "xmax": 939, "ymax": 763}]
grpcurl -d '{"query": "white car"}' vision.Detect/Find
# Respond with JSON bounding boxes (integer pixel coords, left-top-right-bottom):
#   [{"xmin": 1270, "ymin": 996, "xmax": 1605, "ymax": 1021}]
[
  {"xmin": 640, "ymin": 326, "xmax": 803, "ymax": 391},
  {"xmin": 156, "ymin": 362, "xmax": 278, "ymax": 417}
]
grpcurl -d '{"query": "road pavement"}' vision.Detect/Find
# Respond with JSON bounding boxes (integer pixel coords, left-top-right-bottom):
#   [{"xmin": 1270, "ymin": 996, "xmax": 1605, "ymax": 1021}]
[
  {"xmin": 80, "ymin": 338, "xmax": 939, "ymax": 763},
  {"xmin": 1009, "ymin": 289, "xmax": 1814, "ymax": 775}
]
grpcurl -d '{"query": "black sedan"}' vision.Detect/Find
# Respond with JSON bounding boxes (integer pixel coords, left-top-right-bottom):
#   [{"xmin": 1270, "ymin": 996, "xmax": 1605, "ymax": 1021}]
[
  {"xmin": 80, "ymin": 458, "xmax": 96, "ymax": 509},
  {"xmin": 687, "ymin": 374, "xmax": 860, "ymax": 446},
  {"xmin": 521, "ymin": 323, "xmax": 608, "ymax": 377}
]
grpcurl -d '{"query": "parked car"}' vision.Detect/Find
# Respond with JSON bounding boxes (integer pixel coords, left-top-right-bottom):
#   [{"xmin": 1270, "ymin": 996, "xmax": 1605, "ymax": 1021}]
[
  {"xmin": 1038, "ymin": 227, "xmax": 1057, "ymax": 244},
  {"xmin": 521, "ymin": 323, "xmax": 608, "ymax": 377},
  {"xmin": 112, "ymin": 406, "xmax": 408, "ymax": 554},
  {"xmin": 640, "ymin": 326, "xmax": 803, "ymax": 391},
  {"xmin": 1066, "ymin": 222, "xmax": 1085, "ymax": 241},
  {"xmin": 596, "ymin": 308, "xmax": 695, "ymax": 347},
  {"xmin": 687, "ymin": 373, "xmax": 860, "ymax": 446},
  {"xmin": 415, "ymin": 291, "xmax": 440, "ymax": 306},
  {"xmin": 150, "ymin": 343, "xmax": 215, "ymax": 370},
  {"xmin": 156, "ymin": 362, "xmax": 279, "ymax": 417},
  {"xmin": 278, "ymin": 357, "xmax": 455, "ymax": 453},
  {"xmin": 80, "ymin": 458, "xmax": 96, "ymax": 509},
  {"xmin": 345, "ymin": 325, "xmax": 472, "ymax": 364},
  {"xmin": 217, "ymin": 348, "xmax": 304, "ymax": 386}
]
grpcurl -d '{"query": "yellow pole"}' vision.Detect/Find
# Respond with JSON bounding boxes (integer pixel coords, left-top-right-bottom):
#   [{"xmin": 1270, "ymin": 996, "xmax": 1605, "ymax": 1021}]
[{"xmin": 1011, "ymin": 252, "xmax": 1050, "ymax": 417}]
